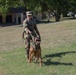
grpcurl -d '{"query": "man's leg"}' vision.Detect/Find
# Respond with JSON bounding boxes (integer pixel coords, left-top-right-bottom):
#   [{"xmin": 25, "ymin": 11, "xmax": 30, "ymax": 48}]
[
  {"xmin": 25, "ymin": 37, "xmax": 30, "ymax": 60},
  {"xmin": 22, "ymin": 31, "xmax": 24, "ymax": 39}
]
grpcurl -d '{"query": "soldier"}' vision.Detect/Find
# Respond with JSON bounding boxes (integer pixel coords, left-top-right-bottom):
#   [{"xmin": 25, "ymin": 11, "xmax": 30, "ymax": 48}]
[{"xmin": 22, "ymin": 11, "xmax": 41, "ymax": 61}]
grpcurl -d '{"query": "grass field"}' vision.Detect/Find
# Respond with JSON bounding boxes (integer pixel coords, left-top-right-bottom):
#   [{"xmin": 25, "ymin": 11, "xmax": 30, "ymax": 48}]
[{"xmin": 0, "ymin": 19, "xmax": 76, "ymax": 75}]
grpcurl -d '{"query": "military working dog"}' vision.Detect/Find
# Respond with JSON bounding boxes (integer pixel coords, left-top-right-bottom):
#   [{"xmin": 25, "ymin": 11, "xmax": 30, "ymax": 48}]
[{"xmin": 28, "ymin": 37, "xmax": 42, "ymax": 66}]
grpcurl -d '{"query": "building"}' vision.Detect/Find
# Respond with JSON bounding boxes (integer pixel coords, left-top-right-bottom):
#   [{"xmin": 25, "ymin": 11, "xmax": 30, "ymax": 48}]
[
  {"xmin": 0, "ymin": 7, "xmax": 44, "ymax": 26},
  {"xmin": 0, "ymin": 7, "xmax": 25, "ymax": 25}
]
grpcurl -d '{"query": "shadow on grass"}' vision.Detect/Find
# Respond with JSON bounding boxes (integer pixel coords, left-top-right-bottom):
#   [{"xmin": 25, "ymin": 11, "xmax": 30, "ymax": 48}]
[
  {"xmin": 0, "ymin": 23, "xmax": 22, "ymax": 27},
  {"xmin": 0, "ymin": 17, "xmax": 76, "ymax": 28},
  {"xmin": 37, "ymin": 20, "xmax": 56, "ymax": 24},
  {"xmin": 43, "ymin": 60, "xmax": 73, "ymax": 66},
  {"xmin": 43, "ymin": 51, "xmax": 76, "ymax": 66},
  {"xmin": 37, "ymin": 17, "xmax": 76, "ymax": 24}
]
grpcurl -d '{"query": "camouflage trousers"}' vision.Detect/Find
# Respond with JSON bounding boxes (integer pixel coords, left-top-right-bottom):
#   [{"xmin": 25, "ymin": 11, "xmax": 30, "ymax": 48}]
[{"xmin": 24, "ymin": 32, "xmax": 40, "ymax": 59}]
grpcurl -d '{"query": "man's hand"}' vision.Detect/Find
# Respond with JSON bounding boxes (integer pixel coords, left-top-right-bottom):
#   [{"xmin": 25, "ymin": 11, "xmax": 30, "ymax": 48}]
[
  {"xmin": 37, "ymin": 35, "xmax": 41, "ymax": 42},
  {"xmin": 28, "ymin": 30, "xmax": 31, "ymax": 34},
  {"xmin": 24, "ymin": 28, "xmax": 31, "ymax": 34}
]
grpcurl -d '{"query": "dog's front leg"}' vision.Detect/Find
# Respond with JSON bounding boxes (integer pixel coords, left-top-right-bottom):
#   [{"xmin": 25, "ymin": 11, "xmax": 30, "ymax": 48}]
[
  {"xmin": 29, "ymin": 47, "xmax": 34, "ymax": 63},
  {"xmin": 38, "ymin": 48, "xmax": 42, "ymax": 66}
]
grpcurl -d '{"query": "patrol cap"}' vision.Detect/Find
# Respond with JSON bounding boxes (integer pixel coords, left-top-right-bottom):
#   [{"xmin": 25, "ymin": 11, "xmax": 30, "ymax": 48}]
[{"xmin": 26, "ymin": 11, "xmax": 32, "ymax": 16}]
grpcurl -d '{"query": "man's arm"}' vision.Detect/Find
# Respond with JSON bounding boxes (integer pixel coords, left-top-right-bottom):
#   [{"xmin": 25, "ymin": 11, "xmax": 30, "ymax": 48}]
[
  {"xmin": 23, "ymin": 19, "xmax": 31, "ymax": 34},
  {"xmin": 34, "ymin": 25, "xmax": 41, "ymax": 41}
]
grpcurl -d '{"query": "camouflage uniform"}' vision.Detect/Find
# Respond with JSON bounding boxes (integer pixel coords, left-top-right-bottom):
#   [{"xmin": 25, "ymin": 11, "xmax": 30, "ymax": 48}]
[{"xmin": 23, "ymin": 17, "xmax": 41, "ymax": 59}]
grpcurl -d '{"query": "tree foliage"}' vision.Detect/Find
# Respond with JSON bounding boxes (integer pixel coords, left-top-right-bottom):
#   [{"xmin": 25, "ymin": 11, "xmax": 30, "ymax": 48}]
[
  {"xmin": 0, "ymin": 0, "xmax": 76, "ymax": 20},
  {"xmin": 69, "ymin": 0, "xmax": 76, "ymax": 12},
  {"xmin": 0, "ymin": 0, "xmax": 24, "ymax": 16}
]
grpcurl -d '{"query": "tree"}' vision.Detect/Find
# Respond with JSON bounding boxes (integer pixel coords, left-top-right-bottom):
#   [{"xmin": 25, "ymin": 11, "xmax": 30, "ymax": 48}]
[
  {"xmin": 23, "ymin": 0, "xmax": 42, "ymax": 13},
  {"xmin": 0, "ymin": 0, "xmax": 24, "ymax": 16},
  {"xmin": 44, "ymin": 0, "xmax": 69, "ymax": 21},
  {"xmin": 0, "ymin": 0, "xmax": 76, "ymax": 20}
]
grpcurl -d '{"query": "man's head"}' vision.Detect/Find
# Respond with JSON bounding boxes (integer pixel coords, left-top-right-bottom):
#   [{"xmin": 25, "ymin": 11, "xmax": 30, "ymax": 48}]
[{"xmin": 26, "ymin": 11, "xmax": 33, "ymax": 19}]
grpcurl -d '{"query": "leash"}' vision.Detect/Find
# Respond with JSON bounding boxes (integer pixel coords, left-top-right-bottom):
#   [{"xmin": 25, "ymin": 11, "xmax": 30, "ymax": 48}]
[
  {"xmin": 29, "ymin": 33, "xmax": 36, "ymax": 50},
  {"xmin": 29, "ymin": 32, "xmax": 40, "ymax": 51}
]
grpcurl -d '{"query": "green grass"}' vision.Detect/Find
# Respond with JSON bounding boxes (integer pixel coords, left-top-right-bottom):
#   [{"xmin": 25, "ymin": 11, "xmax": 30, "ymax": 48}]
[
  {"xmin": 0, "ymin": 42, "xmax": 76, "ymax": 75},
  {"xmin": 0, "ymin": 19, "xmax": 76, "ymax": 75}
]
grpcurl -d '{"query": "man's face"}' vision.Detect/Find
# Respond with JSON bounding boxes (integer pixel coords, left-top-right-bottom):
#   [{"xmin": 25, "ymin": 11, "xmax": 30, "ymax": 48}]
[{"xmin": 27, "ymin": 15, "xmax": 32, "ymax": 19}]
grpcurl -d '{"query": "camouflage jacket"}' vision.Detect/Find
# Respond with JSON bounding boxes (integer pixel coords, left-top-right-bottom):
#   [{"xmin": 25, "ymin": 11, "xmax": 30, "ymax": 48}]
[{"xmin": 23, "ymin": 18, "xmax": 41, "ymax": 40}]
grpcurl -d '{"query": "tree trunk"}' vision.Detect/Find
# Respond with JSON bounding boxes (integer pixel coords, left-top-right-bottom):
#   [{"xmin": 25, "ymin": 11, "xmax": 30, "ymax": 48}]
[
  {"xmin": 54, "ymin": 9, "xmax": 61, "ymax": 22},
  {"xmin": 47, "ymin": 12, "xmax": 50, "ymax": 22},
  {"xmin": 55, "ymin": 13, "xmax": 60, "ymax": 22}
]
